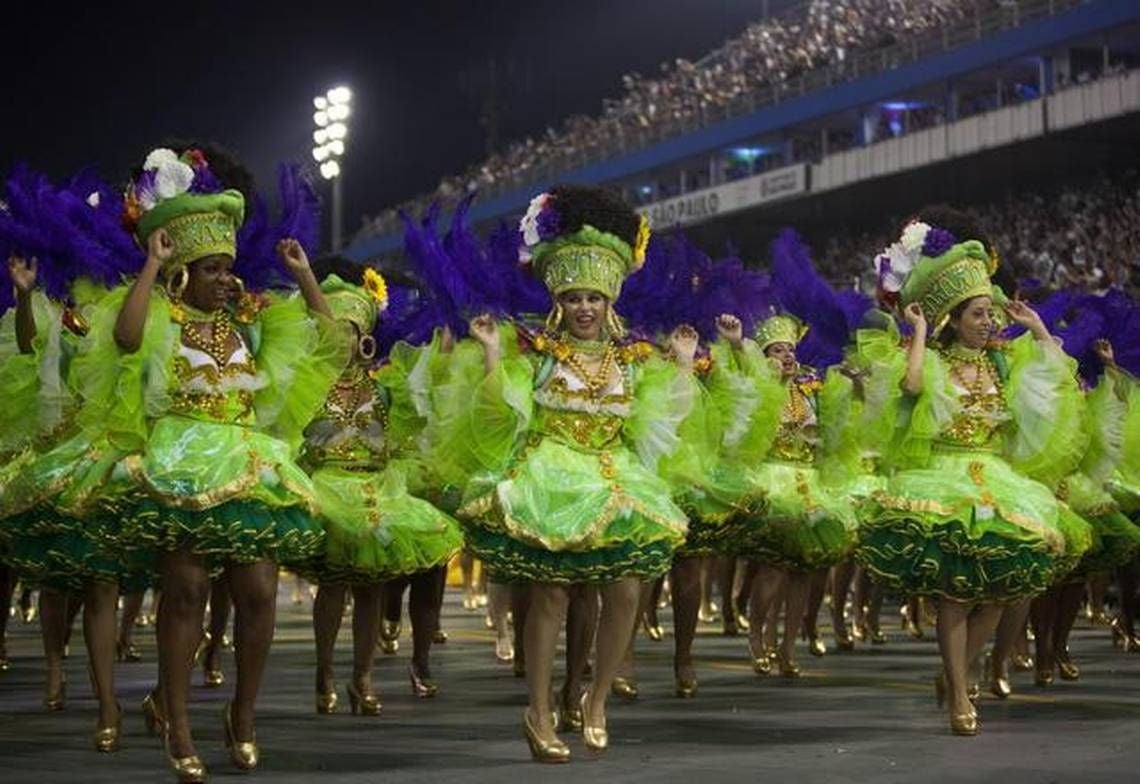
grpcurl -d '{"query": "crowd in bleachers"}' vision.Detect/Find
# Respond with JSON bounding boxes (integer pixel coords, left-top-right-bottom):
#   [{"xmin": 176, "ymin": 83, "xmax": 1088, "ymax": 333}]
[
  {"xmin": 358, "ymin": 0, "xmax": 994, "ymax": 240},
  {"xmin": 817, "ymin": 168, "xmax": 1140, "ymax": 296}
]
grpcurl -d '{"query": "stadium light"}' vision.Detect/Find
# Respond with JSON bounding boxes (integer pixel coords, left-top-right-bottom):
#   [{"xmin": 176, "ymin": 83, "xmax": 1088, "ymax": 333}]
[{"xmin": 311, "ymin": 84, "xmax": 353, "ymax": 249}]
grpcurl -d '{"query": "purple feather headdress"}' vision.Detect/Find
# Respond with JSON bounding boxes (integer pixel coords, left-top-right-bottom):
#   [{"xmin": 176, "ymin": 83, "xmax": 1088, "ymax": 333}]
[{"xmin": 770, "ymin": 228, "xmax": 870, "ymax": 368}]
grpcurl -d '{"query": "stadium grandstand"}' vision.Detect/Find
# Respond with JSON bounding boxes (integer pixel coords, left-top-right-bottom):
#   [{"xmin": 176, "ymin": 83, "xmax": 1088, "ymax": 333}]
[{"xmin": 345, "ymin": 0, "xmax": 1140, "ymax": 295}]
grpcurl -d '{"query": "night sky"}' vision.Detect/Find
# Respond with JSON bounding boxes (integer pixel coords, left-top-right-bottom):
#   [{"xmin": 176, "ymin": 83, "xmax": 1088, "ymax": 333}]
[{"xmin": 3, "ymin": 1, "xmax": 789, "ymax": 242}]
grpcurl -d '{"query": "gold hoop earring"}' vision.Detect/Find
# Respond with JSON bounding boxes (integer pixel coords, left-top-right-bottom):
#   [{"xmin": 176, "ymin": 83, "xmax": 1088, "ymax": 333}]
[
  {"xmin": 166, "ymin": 266, "xmax": 189, "ymax": 301},
  {"xmin": 231, "ymin": 275, "xmax": 246, "ymax": 301},
  {"xmin": 358, "ymin": 334, "xmax": 377, "ymax": 361},
  {"xmin": 545, "ymin": 302, "xmax": 564, "ymax": 333}
]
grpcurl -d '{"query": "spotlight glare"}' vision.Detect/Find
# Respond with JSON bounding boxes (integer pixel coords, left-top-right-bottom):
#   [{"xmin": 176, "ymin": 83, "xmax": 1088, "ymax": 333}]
[
  {"xmin": 313, "ymin": 96, "xmax": 328, "ymax": 110},
  {"xmin": 320, "ymin": 160, "xmax": 341, "ymax": 180},
  {"xmin": 313, "ymin": 129, "xmax": 328, "ymax": 144},
  {"xmin": 327, "ymin": 86, "xmax": 352, "ymax": 105},
  {"xmin": 327, "ymin": 139, "xmax": 345, "ymax": 156},
  {"xmin": 326, "ymin": 122, "xmax": 347, "ymax": 140},
  {"xmin": 312, "ymin": 146, "xmax": 330, "ymax": 162},
  {"xmin": 313, "ymin": 110, "xmax": 329, "ymax": 127}
]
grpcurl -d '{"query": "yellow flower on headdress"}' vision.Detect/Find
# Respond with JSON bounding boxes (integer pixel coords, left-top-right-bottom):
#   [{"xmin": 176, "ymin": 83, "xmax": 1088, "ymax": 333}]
[
  {"xmin": 363, "ymin": 267, "xmax": 389, "ymax": 312},
  {"xmin": 987, "ymin": 247, "xmax": 1001, "ymax": 275},
  {"xmin": 632, "ymin": 214, "xmax": 651, "ymax": 270}
]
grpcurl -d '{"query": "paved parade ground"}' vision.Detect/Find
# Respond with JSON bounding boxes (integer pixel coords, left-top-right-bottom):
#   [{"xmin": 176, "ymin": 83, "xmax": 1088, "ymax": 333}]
[{"xmin": 2, "ymin": 588, "xmax": 1139, "ymax": 783}]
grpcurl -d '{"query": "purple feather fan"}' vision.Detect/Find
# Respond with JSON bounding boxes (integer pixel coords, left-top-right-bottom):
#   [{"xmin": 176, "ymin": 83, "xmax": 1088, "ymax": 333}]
[
  {"xmin": 0, "ymin": 165, "xmax": 143, "ymax": 312},
  {"xmin": 769, "ymin": 228, "xmax": 870, "ymax": 368},
  {"xmin": 234, "ymin": 163, "xmax": 320, "ymax": 292}
]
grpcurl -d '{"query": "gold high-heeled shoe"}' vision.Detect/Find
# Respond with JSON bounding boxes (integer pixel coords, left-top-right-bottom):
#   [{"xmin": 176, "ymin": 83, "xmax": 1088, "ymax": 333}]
[
  {"xmin": 950, "ymin": 711, "xmax": 979, "ymax": 736},
  {"xmin": 580, "ymin": 691, "xmax": 608, "ymax": 751},
  {"xmin": 93, "ymin": 701, "xmax": 123, "ymax": 753},
  {"xmin": 642, "ymin": 613, "xmax": 664, "ymax": 642},
  {"xmin": 1057, "ymin": 648, "xmax": 1080, "ymax": 681},
  {"xmin": 698, "ymin": 601, "xmax": 720, "ymax": 624},
  {"xmin": 522, "ymin": 708, "xmax": 570, "ymax": 763},
  {"xmin": 1011, "ymin": 653, "xmax": 1035, "ymax": 671},
  {"xmin": 142, "ymin": 689, "xmax": 166, "ymax": 737},
  {"xmin": 433, "ymin": 628, "xmax": 449, "ymax": 644},
  {"xmin": 986, "ymin": 653, "xmax": 1011, "ymax": 699},
  {"xmin": 869, "ymin": 626, "xmax": 888, "ymax": 645},
  {"xmin": 610, "ymin": 676, "xmax": 638, "ymax": 700},
  {"xmin": 164, "ymin": 729, "xmax": 207, "ymax": 783},
  {"xmin": 223, "ymin": 700, "xmax": 259, "ymax": 771},
  {"xmin": 1034, "ymin": 665, "xmax": 1054, "ymax": 686},
  {"xmin": 558, "ymin": 689, "xmax": 583, "ymax": 733},
  {"xmin": 735, "ymin": 612, "xmax": 751, "ymax": 632},
  {"xmin": 44, "ymin": 676, "xmax": 66, "ymax": 711},
  {"xmin": 495, "ymin": 635, "xmax": 515, "ymax": 663},
  {"xmin": 316, "ymin": 684, "xmax": 338, "ymax": 714},
  {"xmin": 807, "ymin": 634, "xmax": 826, "ymax": 657},
  {"xmin": 749, "ymin": 642, "xmax": 772, "ymax": 675},
  {"xmin": 379, "ymin": 620, "xmax": 400, "ymax": 655},
  {"xmin": 409, "ymin": 664, "xmax": 439, "ymax": 699},
  {"xmin": 346, "ymin": 681, "xmax": 382, "ymax": 715},
  {"xmin": 675, "ymin": 674, "xmax": 698, "ymax": 698},
  {"xmin": 0, "ymin": 648, "xmax": 8, "ymax": 672},
  {"xmin": 116, "ymin": 641, "xmax": 142, "ymax": 663},
  {"xmin": 204, "ymin": 667, "xmax": 225, "ymax": 688},
  {"xmin": 776, "ymin": 652, "xmax": 801, "ymax": 679}
]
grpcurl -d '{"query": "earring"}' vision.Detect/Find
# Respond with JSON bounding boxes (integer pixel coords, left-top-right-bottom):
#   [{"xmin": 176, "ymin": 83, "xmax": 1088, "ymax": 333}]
[
  {"xmin": 358, "ymin": 334, "xmax": 377, "ymax": 360},
  {"xmin": 231, "ymin": 275, "xmax": 246, "ymax": 300},
  {"xmin": 605, "ymin": 305, "xmax": 626, "ymax": 338},
  {"xmin": 166, "ymin": 266, "xmax": 189, "ymax": 301},
  {"xmin": 545, "ymin": 302, "xmax": 564, "ymax": 333}
]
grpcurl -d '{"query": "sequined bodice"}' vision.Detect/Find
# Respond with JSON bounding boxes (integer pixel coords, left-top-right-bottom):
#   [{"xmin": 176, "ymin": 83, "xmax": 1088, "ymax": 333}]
[
  {"xmin": 170, "ymin": 326, "xmax": 258, "ymax": 424},
  {"xmin": 532, "ymin": 360, "xmax": 633, "ymax": 452},
  {"xmin": 302, "ymin": 370, "xmax": 388, "ymax": 469},
  {"xmin": 936, "ymin": 351, "xmax": 1009, "ymax": 451}
]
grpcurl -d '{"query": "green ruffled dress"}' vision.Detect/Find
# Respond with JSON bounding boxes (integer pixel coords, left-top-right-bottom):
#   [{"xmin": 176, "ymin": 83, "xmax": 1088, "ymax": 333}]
[
  {"xmin": 857, "ymin": 335, "xmax": 1093, "ymax": 602},
  {"xmin": 1058, "ymin": 370, "xmax": 1140, "ymax": 576},
  {"xmin": 437, "ymin": 324, "xmax": 690, "ymax": 583},
  {"xmin": 1106, "ymin": 368, "xmax": 1140, "ymax": 518},
  {"xmin": 298, "ymin": 342, "xmax": 462, "ymax": 584},
  {"xmin": 84, "ymin": 288, "xmax": 344, "ymax": 570},
  {"xmin": 0, "ymin": 291, "xmax": 150, "ymax": 592},
  {"xmin": 712, "ymin": 340, "xmax": 859, "ymax": 570},
  {"xmin": 658, "ymin": 356, "xmax": 766, "ymax": 557}
]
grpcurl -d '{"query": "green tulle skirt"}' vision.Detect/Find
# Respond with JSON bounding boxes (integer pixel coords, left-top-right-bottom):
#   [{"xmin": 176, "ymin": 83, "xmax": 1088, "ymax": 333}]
[
  {"xmin": 673, "ymin": 461, "xmax": 767, "ymax": 557},
  {"xmin": 301, "ymin": 463, "xmax": 463, "ymax": 584},
  {"xmin": 736, "ymin": 461, "xmax": 858, "ymax": 570},
  {"xmin": 458, "ymin": 436, "xmax": 688, "ymax": 583},
  {"xmin": 108, "ymin": 415, "xmax": 325, "ymax": 568},
  {"xmin": 857, "ymin": 449, "xmax": 1092, "ymax": 602},
  {"xmin": 1, "ymin": 433, "xmax": 150, "ymax": 591}
]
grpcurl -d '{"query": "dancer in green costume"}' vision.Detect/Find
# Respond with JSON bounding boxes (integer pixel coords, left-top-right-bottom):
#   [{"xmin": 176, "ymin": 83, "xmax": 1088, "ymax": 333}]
[
  {"xmin": 856, "ymin": 209, "xmax": 1091, "ymax": 736},
  {"xmin": 440, "ymin": 185, "xmax": 694, "ymax": 762},
  {"xmin": 98, "ymin": 145, "xmax": 342, "ymax": 781},
  {"xmin": 304, "ymin": 270, "xmax": 462, "ymax": 716}
]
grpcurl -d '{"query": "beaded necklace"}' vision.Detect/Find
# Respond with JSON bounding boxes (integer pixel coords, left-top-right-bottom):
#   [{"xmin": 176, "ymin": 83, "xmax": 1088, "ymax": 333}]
[{"xmin": 182, "ymin": 307, "xmax": 237, "ymax": 367}]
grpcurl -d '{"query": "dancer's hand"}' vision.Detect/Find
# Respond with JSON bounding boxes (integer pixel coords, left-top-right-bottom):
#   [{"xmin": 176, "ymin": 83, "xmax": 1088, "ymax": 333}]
[
  {"xmin": 716, "ymin": 313, "xmax": 743, "ymax": 348},
  {"xmin": 669, "ymin": 324, "xmax": 699, "ymax": 368},
  {"xmin": 146, "ymin": 228, "xmax": 174, "ymax": 268},
  {"xmin": 1004, "ymin": 300, "xmax": 1048, "ymax": 340},
  {"xmin": 902, "ymin": 302, "xmax": 926, "ymax": 334},
  {"xmin": 276, "ymin": 238, "xmax": 311, "ymax": 278},
  {"xmin": 7, "ymin": 255, "xmax": 37, "ymax": 294},
  {"xmin": 1094, "ymin": 339, "xmax": 1115, "ymax": 367},
  {"xmin": 469, "ymin": 314, "xmax": 499, "ymax": 348}
]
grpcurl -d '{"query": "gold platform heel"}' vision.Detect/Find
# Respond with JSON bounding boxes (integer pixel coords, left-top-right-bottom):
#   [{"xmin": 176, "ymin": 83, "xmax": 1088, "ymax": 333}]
[
  {"xmin": 347, "ymin": 681, "xmax": 382, "ymax": 715},
  {"xmin": 316, "ymin": 684, "xmax": 338, "ymax": 714},
  {"xmin": 223, "ymin": 700, "xmax": 259, "ymax": 771},
  {"xmin": 522, "ymin": 708, "xmax": 570, "ymax": 763},
  {"xmin": 580, "ymin": 691, "xmax": 608, "ymax": 751},
  {"xmin": 93, "ymin": 701, "xmax": 123, "ymax": 753},
  {"xmin": 409, "ymin": 664, "xmax": 439, "ymax": 699},
  {"xmin": 557, "ymin": 689, "xmax": 583, "ymax": 733},
  {"xmin": 950, "ymin": 711, "xmax": 979, "ymax": 736},
  {"xmin": 44, "ymin": 675, "xmax": 66, "ymax": 712},
  {"xmin": 379, "ymin": 620, "xmax": 400, "ymax": 655},
  {"xmin": 163, "ymin": 729, "xmax": 207, "ymax": 783},
  {"xmin": 610, "ymin": 675, "xmax": 638, "ymax": 700}
]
